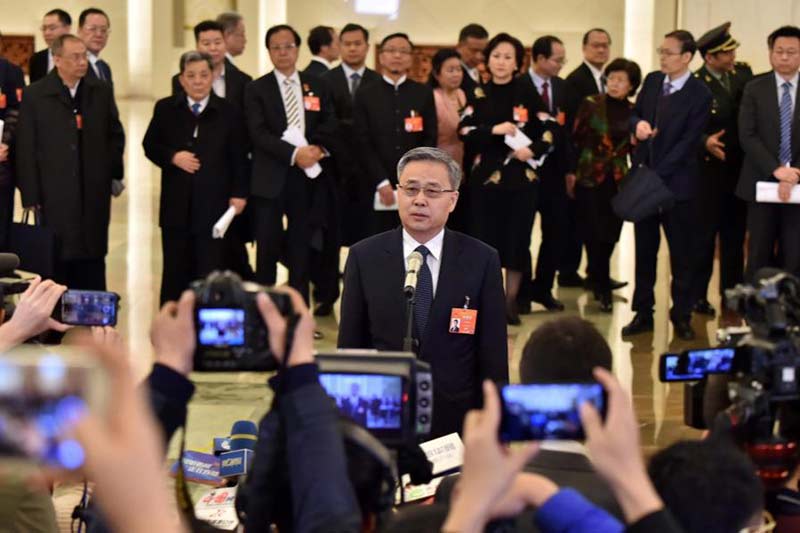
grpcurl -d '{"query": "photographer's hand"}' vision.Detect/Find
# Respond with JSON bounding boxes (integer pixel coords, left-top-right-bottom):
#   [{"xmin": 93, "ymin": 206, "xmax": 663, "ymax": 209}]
[
  {"xmin": 150, "ymin": 291, "xmax": 196, "ymax": 377},
  {"xmin": 256, "ymin": 286, "xmax": 315, "ymax": 367},
  {"xmin": 0, "ymin": 276, "xmax": 70, "ymax": 350}
]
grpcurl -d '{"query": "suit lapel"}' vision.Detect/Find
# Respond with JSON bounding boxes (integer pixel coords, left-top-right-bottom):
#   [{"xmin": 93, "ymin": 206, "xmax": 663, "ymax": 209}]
[
  {"xmin": 384, "ymin": 228, "xmax": 408, "ymax": 338},
  {"xmin": 267, "ymin": 72, "xmax": 288, "ymax": 131},
  {"xmin": 424, "ymin": 229, "xmax": 463, "ymax": 345}
]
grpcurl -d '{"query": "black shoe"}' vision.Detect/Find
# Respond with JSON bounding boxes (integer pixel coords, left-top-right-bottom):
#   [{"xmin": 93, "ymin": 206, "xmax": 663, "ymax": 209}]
[
  {"xmin": 692, "ymin": 299, "xmax": 716, "ymax": 317},
  {"xmin": 530, "ymin": 292, "xmax": 565, "ymax": 311},
  {"xmin": 558, "ymin": 272, "xmax": 585, "ymax": 287},
  {"xmin": 597, "ymin": 291, "xmax": 613, "ymax": 313},
  {"xmin": 516, "ymin": 300, "xmax": 531, "ymax": 315},
  {"xmin": 672, "ymin": 319, "xmax": 695, "ymax": 340},
  {"xmin": 622, "ymin": 313, "xmax": 654, "ymax": 336},
  {"xmin": 506, "ymin": 302, "xmax": 521, "ymax": 325},
  {"xmin": 313, "ymin": 302, "xmax": 334, "ymax": 317},
  {"xmin": 609, "ymin": 278, "xmax": 628, "ymax": 290}
]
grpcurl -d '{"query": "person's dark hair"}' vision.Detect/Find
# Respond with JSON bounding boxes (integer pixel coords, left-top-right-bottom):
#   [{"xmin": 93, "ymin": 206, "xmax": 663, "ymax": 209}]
[
  {"xmin": 649, "ymin": 440, "xmax": 764, "ymax": 533},
  {"xmin": 604, "ymin": 57, "xmax": 642, "ymax": 96},
  {"xmin": 193, "ymin": 20, "xmax": 224, "ymax": 42},
  {"xmin": 51, "ymin": 34, "xmax": 83, "ymax": 56},
  {"xmin": 216, "ymin": 12, "xmax": 243, "ymax": 34},
  {"xmin": 519, "ymin": 317, "xmax": 612, "ymax": 383},
  {"xmin": 430, "ymin": 48, "xmax": 461, "ymax": 88},
  {"xmin": 582, "ymin": 28, "xmax": 611, "ymax": 46},
  {"xmin": 45, "ymin": 8, "xmax": 72, "ymax": 27},
  {"xmin": 532, "ymin": 35, "xmax": 564, "ymax": 62},
  {"xmin": 308, "ymin": 25, "xmax": 334, "ymax": 55},
  {"xmin": 380, "ymin": 32, "xmax": 413, "ymax": 50},
  {"xmin": 458, "ymin": 23, "xmax": 489, "ymax": 43},
  {"xmin": 768, "ymin": 25, "xmax": 800, "ymax": 49},
  {"xmin": 265, "ymin": 24, "xmax": 301, "ymax": 49},
  {"xmin": 179, "ymin": 50, "xmax": 213, "ymax": 74},
  {"xmin": 341, "ymin": 23, "xmax": 369, "ymax": 43},
  {"xmin": 484, "ymin": 33, "xmax": 525, "ymax": 76},
  {"xmin": 664, "ymin": 29, "xmax": 697, "ymax": 56},
  {"xmin": 78, "ymin": 7, "xmax": 109, "ymax": 28}
]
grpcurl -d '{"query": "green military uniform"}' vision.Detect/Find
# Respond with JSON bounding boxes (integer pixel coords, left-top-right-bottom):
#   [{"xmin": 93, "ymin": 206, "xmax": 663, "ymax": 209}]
[{"xmin": 690, "ymin": 22, "xmax": 754, "ymax": 311}]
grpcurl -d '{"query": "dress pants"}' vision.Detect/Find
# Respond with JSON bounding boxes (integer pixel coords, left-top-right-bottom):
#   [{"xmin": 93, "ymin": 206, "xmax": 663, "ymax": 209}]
[
  {"xmin": 632, "ymin": 201, "xmax": 695, "ymax": 320},
  {"xmin": 57, "ymin": 258, "xmax": 106, "ymax": 291},
  {"xmin": 586, "ymin": 241, "xmax": 615, "ymax": 291},
  {"xmin": 560, "ymin": 198, "xmax": 584, "ymax": 276},
  {"xmin": 530, "ymin": 187, "xmax": 569, "ymax": 297},
  {"xmin": 309, "ymin": 182, "xmax": 341, "ymax": 306},
  {"xmin": 160, "ymin": 228, "xmax": 225, "ymax": 305},
  {"xmin": 225, "ymin": 209, "xmax": 255, "ymax": 281},
  {"xmin": 0, "ymin": 183, "xmax": 14, "ymax": 251},
  {"xmin": 745, "ymin": 201, "xmax": 800, "ymax": 281}
]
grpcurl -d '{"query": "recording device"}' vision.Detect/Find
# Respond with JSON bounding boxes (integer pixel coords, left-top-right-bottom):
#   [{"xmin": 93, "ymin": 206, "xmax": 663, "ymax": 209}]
[
  {"xmin": 316, "ymin": 350, "xmax": 432, "ymax": 448},
  {"xmin": 403, "ymin": 251, "xmax": 424, "ymax": 297},
  {"xmin": 219, "ymin": 420, "xmax": 257, "ymax": 480},
  {"xmin": 658, "ymin": 348, "xmax": 736, "ymax": 382},
  {"xmin": 0, "ymin": 254, "xmax": 31, "ymax": 297},
  {"xmin": 191, "ymin": 271, "xmax": 292, "ymax": 372},
  {"xmin": 55, "ymin": 290, "xmax": 120, "ymax": 327},
  {"xmin": 0, "ymin": 348, "xmax": 106, "ymax": 469},
  {"xmin": 499, "ymin": 383, "xmax": 607, "ymax": 442}
]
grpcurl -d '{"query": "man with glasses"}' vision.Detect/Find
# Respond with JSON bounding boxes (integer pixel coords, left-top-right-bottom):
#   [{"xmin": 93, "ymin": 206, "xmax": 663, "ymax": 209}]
[
  {"xmin": 77, "ymin": 7, "xmax": 113, "ymax": 85},
  {"xmin": 30, "ymin": 8, "xmax": 72, "ymax": 83},
  {"xmin": 353, "ymin": 32, "xmax": 437, "ymax": 235},
  {"xmin": 622, "ymin": 30, "xmax": 711, "ymax": 340},
  {"xmin": 244, "ymin": 24, "xmax": 340, "ymax": 317},
  {"xmin": 338, "ymin": 147, "xmax": 507, "ymax": 438},
  {"xmin": 737, "ymin": 25, "xmax": 800, "ymax": 280}
]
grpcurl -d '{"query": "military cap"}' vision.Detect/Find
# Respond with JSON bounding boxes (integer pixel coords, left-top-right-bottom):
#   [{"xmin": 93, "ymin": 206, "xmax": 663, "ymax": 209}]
[{"xmin": 697, "ymin": 22, "xmax": 740, "ymax": 56}]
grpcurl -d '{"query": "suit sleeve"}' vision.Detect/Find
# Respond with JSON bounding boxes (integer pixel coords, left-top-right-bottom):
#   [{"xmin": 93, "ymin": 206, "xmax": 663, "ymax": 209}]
[
  {"xmin": 108, "ymin": 92, "xmax": 126, "ymax": 181},
  {"xmin": 141, "ymin": 102, "xmax": 173, "ymax": 169},
  {"xmin": 353, "ymin": 91, "xmax": 391, "ymax": 188},
  {"xmin": 629, "ymin": 76, "xmax": 649, "ymax": 133},
  {"xmin": 308, "ymin": 82, "xmax": 341, "ymax": 154},
  {"xmin": 227, "ymin": 107, "xmax": 250, "ymax": 198},
  {"xmin": 655, "ymin": 86, "xmax": 711, "ymax": 178},
  {"xmin": 171, "ymin": 74, "xmax": 180, "ymax": 96},
  {"xmin": 422, "ymin": 86, "xmax": 438, "ymax": 147},
  {"xmin": 477, "ymin": 248, "xmax": 509, "ymax": 383},
  {"xmin": 337, "ymin": 248, "xmax": 370, "ymax": 349},
  {"xmin": 15, "ymin": 91, "xmax": 40, "ymax": 207},
  {"xmin": 739, "ymin": 81, "xmax": 780, "ymax": 178},
  {"xmin": 243, "ymin": 81, "xmax": 296, "ymax": 165}
]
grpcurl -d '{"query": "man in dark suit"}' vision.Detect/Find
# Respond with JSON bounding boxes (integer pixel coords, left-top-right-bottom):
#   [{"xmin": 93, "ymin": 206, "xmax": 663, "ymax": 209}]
[
  {"xmin": 623, "ymin": 30, "xmax": 712, "ymax": 340},
  {"xmin": 0, "ymin": 57, "xmax": 20, "ymax": 251},
  {"xmin": 17, "ymin": 35, "xmax": 125, "ymax": 290},
  {"xmin": 244, "ymin": 24, "xmax": 340, "ymax": 309},
  {"xmin": 30, "ymin": 9, "xmax": 72, "ymax": 84},
  {"xmin": 217, "ymin": 11, "xmax": 247, "ymax": 64},
  {"xmin": 77, "ymin": 8, "xmax": 113, "ymax": 85},
  {"xmin": 690, "ymin": 23, "xmax": 753, "ymax": 316},
  {"xmin": 304, "ymin": 26, "xmax": 339, "ymax": 77},
  {"xmin": 338, "ymin": 147, "xmax": 508, "ymax": 438},
  {"xmin": 341, "ymin": 383, "xmax": 369, "ymax": 427},
  {"xmin": 455, "ymin": 23, "xmax": 488, "ymax": 98},
  {"xmin": 354, "ymin": 32, "xmax": 437, "ymax": 236},
  {"xmin": 143, "ymin": 51, "xmax": 248, "ymax": 304},
  {"xmin": 737, "ymin": 25, "xmax": 800, "ymax": 279}
]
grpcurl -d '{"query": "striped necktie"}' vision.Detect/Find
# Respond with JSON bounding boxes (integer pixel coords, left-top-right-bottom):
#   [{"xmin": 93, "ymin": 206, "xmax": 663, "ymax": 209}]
[
  {"xmin": 780, "ymin": 81, "xmax": 793, "ymax": 166},
  {"xmin": 413, "ymin": 245, "xmax": 433, "ymax": 337},
  {"xmin": 283, "ymin": 78, "xmax": 301, "ymax": 130}
]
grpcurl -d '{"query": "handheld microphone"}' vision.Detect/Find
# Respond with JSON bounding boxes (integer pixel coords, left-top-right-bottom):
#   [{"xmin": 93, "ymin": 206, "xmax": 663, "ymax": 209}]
[
  {"xmin": 404, "ymin": 251, "xmax": 424, "ymax": 297},
  {"xmin": 219, "ymin": 420, "xmax": 258, "ymax": 479},
  {"xmin": 0, "ymin": 253, "xmax": 20, "ymax": 276}
]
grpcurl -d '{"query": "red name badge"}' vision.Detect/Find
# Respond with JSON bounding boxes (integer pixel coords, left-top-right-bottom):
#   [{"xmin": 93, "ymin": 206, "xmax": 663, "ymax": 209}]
[
  {"xmin": 75, "ymin": 114, "xmax": 83, "ymax": 130},
  {"xmin": 405, "ymin": 115, "xmax": 423, "ymax": 133},
  {"xmin": 16, "ymin": 88, "xmax": 22, "ymax": 103},
  {"xmin": 556, "ymin": 110, "xmax": 566, "ymax": 126},
  {"xmin": 449, "ymin": 308, "xmax": 477, "ymax": 335},
  {"xmin": 513, "ymin": 105, "xmax": 529, "ymax": 123},
  {"xmin": 0, "ymin": 94, "xmax": 6, "ymax": 110},
  {"xmin": 303, "ymin": 95, "xmax": 320, "ymax": 111}
]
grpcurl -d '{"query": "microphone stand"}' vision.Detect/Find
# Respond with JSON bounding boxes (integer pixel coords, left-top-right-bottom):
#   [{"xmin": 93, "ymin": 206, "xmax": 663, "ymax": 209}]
[{"xmin": 402, "ymin": 288, "xmax": 416, "ymax": 353}]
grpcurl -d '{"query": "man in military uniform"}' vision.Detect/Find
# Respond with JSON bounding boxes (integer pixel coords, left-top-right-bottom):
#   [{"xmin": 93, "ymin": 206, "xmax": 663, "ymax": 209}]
[{"xmin": 690, "ymin": 22, "xmax": 753, "ymax": 316}]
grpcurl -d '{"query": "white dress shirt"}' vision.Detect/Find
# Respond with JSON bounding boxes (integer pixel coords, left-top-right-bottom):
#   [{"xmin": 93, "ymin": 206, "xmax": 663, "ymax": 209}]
[
  {"xmin": 402, "ymin": 228, "xmax": 445, "ymax": 297},
  {"xmin": 529, "ymin": 69, "xmax": 553, "ymax": 111},
  {"xmin": 775, "ymin": 71, "xmax": 799, "ymax": 113},
  {"xmin": 66, "ymin": 79, "xmax": 80, "ymax": 98},
  {"xmin": 212, "ymin": 64, "xmax": 226, "ymax": 98},
  {"xmin": 47, "ymin": 49, "xmax": 55, "ymax": 73},
  {"xmin": 342, "ymin": 62, "xmax": 366, "ymax": 80},
  {"xmin": 88, "ymin": 52, "xmax": 102, "ymax": 78},
  {"xmin": 584, "ymin": 60, "xmax": 604, "ymax": 93},
  {"xmin": 662, "ymin": 69, "xmax": 692, "ymax": 93},
  {"xmin": 225, "ymin": 52, "xmax": 235, "ymax": 64},
  {"xmin": 461, "ymin": 61, "xmax": 479, "ymax": 83},
  {"xmin": 187, "ymin": 94, "xmax": 210, "ymax": 115}
]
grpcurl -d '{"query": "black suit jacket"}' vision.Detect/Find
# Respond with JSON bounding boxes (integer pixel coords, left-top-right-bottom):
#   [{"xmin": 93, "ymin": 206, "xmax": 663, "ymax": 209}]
[
  {"xmin": 630, "ymin": 71, "xmax": 712, "ymax": 200},
  {"xmin": 85, "ymin": 58, "xmax": 113, "ymax": 86},
  {"xmin": 736, "ymin": 71, "xmax": 800, "ymax": 201},
  {"xmin": 460, "ymin": 63, "xmax": 481, "ymax": 99},
  {"xmin": 338, "ymin": 227, "xmax": 508, "ymax": 437},
  {"xmin": 244, "ymin": 70, "xmax": 339, "ymax": 199},
  {"xmin": 303, "ymin": 59, "xmax": 330, "ymax": 77},
  {"xmin": 29, "ymin": 49, "xmax": 49, "ymax": 84},
  {"xmin": 566, "ymin": 62, "xmax": 602, "ymax": 104},
  {"xmin": 142, "ymin": 93, "xmax": 248, "ymax": 233},
  {"xmin": 171, "ymin": 58, "xmax": 253, "ymax": 113}
]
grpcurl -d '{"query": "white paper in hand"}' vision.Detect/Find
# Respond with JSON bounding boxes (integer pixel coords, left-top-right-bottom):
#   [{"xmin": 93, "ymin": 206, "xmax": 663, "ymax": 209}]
[
  {"xmin": 373, "ymin": 190, "xmax": 399, "ymax": 211},
  {"xmin": 0, "ymin": 119, "xmax": 5, "ymax": 142},
  {"xmin": 756, "ymin": 181, "xmax": 800, "ymax": 204},
  {"xmin": 282, "ymin": 126, "xmax": 322, "ymax": 179},
  {"xmin": 504, "ymin": 129, "xmax": 533, "ymax": 151},
  {"xmin": 212, "ymin": 206, "xmax": 237, "ymax": 239}
]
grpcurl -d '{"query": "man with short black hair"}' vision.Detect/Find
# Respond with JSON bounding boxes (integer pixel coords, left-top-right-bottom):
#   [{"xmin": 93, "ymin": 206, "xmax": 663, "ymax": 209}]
[
  {"xmin": 30, "ymin": 8, "xmax": 72, "ymax": 83},
  {"xmin": 77, "ymin": 7, "xmax": 113, "ymax": 85},
  {"xmin": 305, "ymin": 25, "xmax": 339, "ymax": 76},
  {"xmin": 217, "ymin": 11, "xmax": 246, "ymax": 61},
  {"xmin": 456, "ymin": 23, "xmax": 489, "ymax": 96}
]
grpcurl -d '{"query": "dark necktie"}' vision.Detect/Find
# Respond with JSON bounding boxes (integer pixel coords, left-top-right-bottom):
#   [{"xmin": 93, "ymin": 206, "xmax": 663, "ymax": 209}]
[
  {"xmin": 191, "ymin": 103, "xmax": 201, "ymax": 116},
  {"xmin": 96, "ymin": 59, "xmax": 108, "ymax": 81},
  {"xmin": 720, "ymin": 71, "xmax": 731, "ymax": 93},
  {"xmin": 662, "ymin": 81, "xmax": 673, "ymax": 96},
  {"xmin": 413, "ymin": 245, "xmax": 433, "ymax": 337},
  {"xmin": 780, "ymin": 81, "xmax": 793, "ymax": 166},
  {"xmin": 350, "ymin": 72, "xmax": 361, "ymax": 97},
  {"xmin": 600, "ymin": 75, "xmax": 607, "ymax": 94},
  {"xmin": 541, "ymin": 80, "xmax": 551, "ymax": 112}
]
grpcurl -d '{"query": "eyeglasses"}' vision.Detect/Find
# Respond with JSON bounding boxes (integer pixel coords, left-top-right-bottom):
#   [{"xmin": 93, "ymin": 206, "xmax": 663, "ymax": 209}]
[
  {"xmin": 657, "ymin": 47, "xmax": 682, "ymax": 56},
  {"xmin": 397, "ymin": 183, "xmax": 456, "ymax": 198},
  {"xmin": 382, "ymin": 48, "xmax": 412, "ymax": 56},
  {"xmin": 773, "ymin": 49, "xmax": 800, "ymax": 57},
  {"xmin": 269, "ymin": 43, "xmax": 297, "ymax": 52},
  {"xmin": 738, "ymin": 511, "xmax": 776, "ymax": 533},
  {"xmin": 83, "ymin": 26, "xmax": 110, "ymax": 36}
]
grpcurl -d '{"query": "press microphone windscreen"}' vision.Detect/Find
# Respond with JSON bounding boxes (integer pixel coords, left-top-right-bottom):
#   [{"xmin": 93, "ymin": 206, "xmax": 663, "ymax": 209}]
[{"xmin": 229, "ymin": 420, "xmax": 258, "ymax": 451}]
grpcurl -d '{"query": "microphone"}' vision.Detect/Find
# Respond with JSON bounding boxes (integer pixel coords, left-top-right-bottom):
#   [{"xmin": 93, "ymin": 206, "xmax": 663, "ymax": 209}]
[
  {"xmin": 219, "ymin": 420, "xmax": 258, "ymax": 480},
  {"xmin": 0, "ymin": 253, "xmax": 20, "ymax": 276},
  {"xmin": 404, "ymin": 251, "xmax": 424, "ymax": 297}
]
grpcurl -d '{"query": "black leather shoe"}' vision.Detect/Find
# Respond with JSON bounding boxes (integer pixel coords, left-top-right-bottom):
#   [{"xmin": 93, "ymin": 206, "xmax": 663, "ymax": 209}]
[
  {"xmin": 558, "ymin": 272, "xmax": 585, "ymax": 287},
  {"xmin": 531, "ymin": 292, "xmax": 565, "ymax": 311},
  {"xmin": 692, "ymin": 299, "xmax": 716, "ymax": 317},
  {"xmin": 597, "ymin": 291, "xmax": 613, "ymax": 313},
  {"xmin": 609, "ymin": 278, "xmax": 628, "ymax": 290},
  {"xmin": 622, "ymin": 313, "xmax": 654, "ymax": 336},
  {"xmin": 313, "ymin": 302, "xmax": 334, "ymax": 317},
  {"xmin": 506, "ymin": 302, "xmax": 521, "ymax": 325},
  {"xmin": 672, "ymin": 319, "xmax": 695, "ymax": 340}
]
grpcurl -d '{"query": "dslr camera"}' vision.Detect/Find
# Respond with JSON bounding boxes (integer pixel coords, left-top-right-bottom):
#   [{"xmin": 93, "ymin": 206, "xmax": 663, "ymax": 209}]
[{"xmin": 191, "ymin": 271, "xmax": 291, "ymax": 372}]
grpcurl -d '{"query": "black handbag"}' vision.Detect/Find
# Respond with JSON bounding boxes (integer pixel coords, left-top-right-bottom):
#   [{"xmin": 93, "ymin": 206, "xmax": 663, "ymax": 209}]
[
  {"xmin": 8, "ymin": 209, "xmax": 58, "ymax": 278},
  {"xmin": 611, "ymin": 141, "xmax": 675, "ymax": 223}
]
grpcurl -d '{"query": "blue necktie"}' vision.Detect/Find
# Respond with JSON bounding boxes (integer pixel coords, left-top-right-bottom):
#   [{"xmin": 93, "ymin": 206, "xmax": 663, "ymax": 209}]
[
  {"xmin": 413, "ymin": 245, "xmax": 433, "ymax": 337},
  {"xmin": 191, "ymin": 103, "xmax": 201, "ymax": 116},
  {"xmin": 780, "ymin": 81, "xmax": 793, "ymax": 166},
  {"xmin": 662, "ymin": 81, "xmax": 673, "ymax": 96}
]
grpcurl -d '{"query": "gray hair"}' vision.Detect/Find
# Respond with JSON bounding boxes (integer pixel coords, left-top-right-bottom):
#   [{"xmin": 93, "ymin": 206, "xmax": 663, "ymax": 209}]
[
  {"xmin": 179, "ymin": 51, "xmax": 214, "ymax": 74},
  {"xmin": 396, "ymin": 147, "xmax": 462, "ymax": 190},
  {"xmin": 216, "ymin": 12, "xmax": 243, "ymax": 34}
]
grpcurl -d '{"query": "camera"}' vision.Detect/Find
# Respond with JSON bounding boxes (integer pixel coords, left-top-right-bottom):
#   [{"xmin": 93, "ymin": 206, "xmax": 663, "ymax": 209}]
[
  {"xmin": 191, "ymin": 271, "xmax": 292, "ymax": 372},
  {"xmin": 315, "ymin": 350, "xmax": 432, "ymax": 448}
]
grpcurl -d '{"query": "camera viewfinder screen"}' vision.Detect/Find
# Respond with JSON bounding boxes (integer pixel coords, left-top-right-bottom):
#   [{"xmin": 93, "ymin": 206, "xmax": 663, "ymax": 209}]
[
  {"xmin": 500, "ymin": 383, "xmax": 605, "ymax": 441},
  {"xmin": 319, "ymin": 373, "xmax": 403, "ymax": 430},
  {"xmin": 61, "ymin": 291, "xmax": 117, "ymax": 326},
  {"xmin": 197, "ymin": 309, "xmax": 245, "ymax": 346},
  {"xmin": 686, "ymin": 348, "xmax": 734, "ymax": 374}
]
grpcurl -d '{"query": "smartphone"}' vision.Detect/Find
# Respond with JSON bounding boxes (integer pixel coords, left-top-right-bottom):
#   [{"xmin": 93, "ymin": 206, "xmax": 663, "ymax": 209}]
[
  {"xmin": 499, "ymin": 383, "xmax": 606, "ymax": 442},
  {"xmin": 659, "ymin": 347, "xmax": 736, "ymax": 382},
  {"xmin": 60, "ymin": 290, "xmax": 120, "ymax": 327},
  {"xmin": 0, "ymin": 349, "xmax": 106, "ymax": 469}
]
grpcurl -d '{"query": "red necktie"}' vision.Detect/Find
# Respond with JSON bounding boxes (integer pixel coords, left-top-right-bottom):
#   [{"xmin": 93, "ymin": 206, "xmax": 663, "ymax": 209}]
[{"xmin": 541, "ymin": 81, "xmax": 551, "ymax": 112}]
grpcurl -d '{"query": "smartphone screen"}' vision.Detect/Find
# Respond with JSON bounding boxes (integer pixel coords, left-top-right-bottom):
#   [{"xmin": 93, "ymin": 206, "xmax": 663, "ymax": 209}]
[
  {"xmin": 659, "ymin": 348, "xmax": 735, "ymax": 382},
  {"xmin": 197, "ymin": 308, "xmax": 245, "ymax": 346},
  {"xmin": 499, "ymin": 383, "xmax": 606, "ymax": 441},
  {"xmin": 61, "ymin": 290, "xmax": 119, "ymax": 327}
]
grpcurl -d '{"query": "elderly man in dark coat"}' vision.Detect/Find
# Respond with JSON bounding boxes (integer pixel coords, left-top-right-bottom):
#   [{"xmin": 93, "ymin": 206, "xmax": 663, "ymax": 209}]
[{"xmin": 16, "ymin": 34, "xmax": 124, "ymax": 289}]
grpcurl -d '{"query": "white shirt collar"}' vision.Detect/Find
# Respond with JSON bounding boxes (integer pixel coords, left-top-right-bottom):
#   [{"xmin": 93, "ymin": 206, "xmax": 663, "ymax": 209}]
[
  {"xmin": 529, "ymin": 68, "xmax": 550, "ymax": 88},
  {"xmin": 775, "ymin": 70, "xmax": 799, "ymax": 89},
  {"xmin": 225, "ymin": 52, "xmax": 235, "ymax": 63},
  {"xmin": 402, "ymin": 227, "xmax": 444, "ymax": 263},
  {"xmin": 87, "ymin": 52, "xmax": 100, "ymax": 65},
  {"xmin": 65, "ymin": 78, "xmax": 81, "ymax": 98},
  {"xmin": 461, "ymin": 60, "xmax": 479, "ymax": 82},
  {"xmin": 311, "ymin": 55, "xmax": 333, "ymax": 69},
  {"xmin": 218, "ymin": 63, "xmax": 226, "ymax": 80},
  {"xmin": 383, "ymin": 74, "xmax": 407, "ymax": 88},
  {"xmin": 583, "ymin": 60, "xmax": 603, "ymax": 80},
  {"xmin": 539, "ymin": 440, "xmax": 588, "ymax": 456},
  {"xmin": 663, "ymin": 69, "xmax": 692, "ymax": 92},
  {"xmin": 275, "ymin": 69, "xmax": 301, "ymax": 87},
  {"xmin": 186, "ymin": 94, "xmax": 211, "ymax": 114},
  {"xmin": 342, "ymin": 63, "xmax": 366, "ymax": 79}
]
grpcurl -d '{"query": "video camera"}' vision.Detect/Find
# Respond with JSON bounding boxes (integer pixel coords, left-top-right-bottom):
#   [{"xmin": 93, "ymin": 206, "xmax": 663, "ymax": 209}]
[
  {"xmin": 191, "ymin": 271, "xmax": 292, "ymax": 372},
  {"xmin": 315, "ymin": 350, "xmax": 432, "ymax": 448}
]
